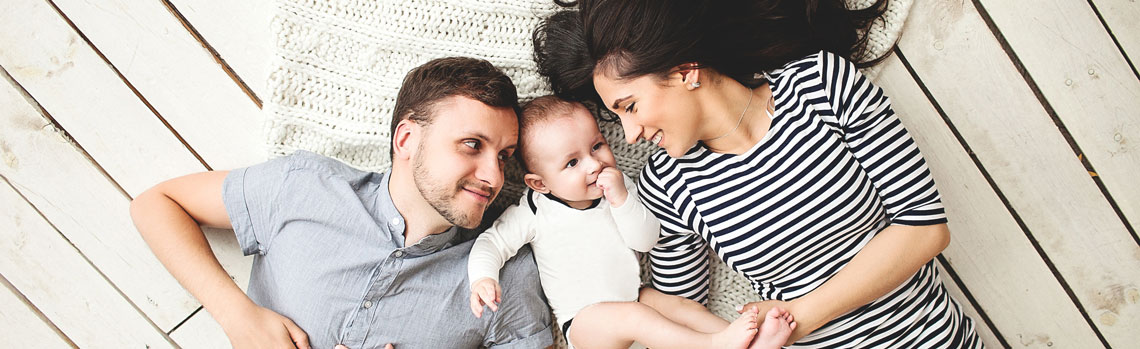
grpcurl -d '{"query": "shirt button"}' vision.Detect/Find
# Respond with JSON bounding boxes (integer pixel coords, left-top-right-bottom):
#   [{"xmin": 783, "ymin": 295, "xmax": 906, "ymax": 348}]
[
  {"xmin": 363, "ymin": 300, "xmax": 373, "ymax": 309},
  {"xmin": 389, "ymin": 217, "xmax": 401, "ymax": 226},
  {"xmin": 393, "ymin": 250, "xmax": 405, "ymax": 258}
]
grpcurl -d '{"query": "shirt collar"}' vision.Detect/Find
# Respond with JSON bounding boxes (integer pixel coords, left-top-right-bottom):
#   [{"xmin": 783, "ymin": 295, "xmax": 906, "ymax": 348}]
[{"xmin": 377, "ymin": 171, "xmax": 459, "ymax": 255}]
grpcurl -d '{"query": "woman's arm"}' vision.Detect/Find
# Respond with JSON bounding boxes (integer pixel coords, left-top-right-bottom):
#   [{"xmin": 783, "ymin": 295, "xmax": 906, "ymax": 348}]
[{"xmin": 742, "ymin": 223, "xmax": 949, "ymax": 344}]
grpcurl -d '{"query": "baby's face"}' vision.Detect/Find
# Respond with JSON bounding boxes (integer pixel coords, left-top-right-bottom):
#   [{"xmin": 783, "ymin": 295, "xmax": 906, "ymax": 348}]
[{"xmin": 526, "ymin": 108, "xmax": 616, "ymax": 204}]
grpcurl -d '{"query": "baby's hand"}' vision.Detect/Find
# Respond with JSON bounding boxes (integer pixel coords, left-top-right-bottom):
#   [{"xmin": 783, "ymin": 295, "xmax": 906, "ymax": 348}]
[
  {"xmin": 596, "ymin": 167, "xmax": 627, "ymax": 207},
  {"xmin": 469, "ymin": 277, "xmax": 501, "ymax": 318}
]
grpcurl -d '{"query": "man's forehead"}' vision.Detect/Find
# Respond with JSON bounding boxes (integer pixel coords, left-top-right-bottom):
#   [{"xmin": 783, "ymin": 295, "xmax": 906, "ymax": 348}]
[{"xmin": 431, "ymin": 96, "xmax": 518, "ymax": 140}]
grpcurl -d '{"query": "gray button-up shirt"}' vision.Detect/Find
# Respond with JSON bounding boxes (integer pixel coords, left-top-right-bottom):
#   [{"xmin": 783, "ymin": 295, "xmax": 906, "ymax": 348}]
[{"xmin": 223, "ymin": 151, "xmax": 552, "ymax": 348}]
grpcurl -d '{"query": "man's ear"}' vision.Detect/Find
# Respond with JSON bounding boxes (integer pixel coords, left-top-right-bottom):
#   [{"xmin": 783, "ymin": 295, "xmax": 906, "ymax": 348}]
[
  {"xmin": 391, "ymin": 119, "xmax": 419, "ymax": 161},
  {"xmin": 523, "ymin": 173, "xmax": 551, "ymax": 194}
]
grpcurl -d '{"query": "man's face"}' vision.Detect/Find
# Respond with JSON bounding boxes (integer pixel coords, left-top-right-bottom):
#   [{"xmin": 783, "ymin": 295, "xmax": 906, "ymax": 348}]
[{"xmin": 411, "ymin": 95, "xmax": 518, "ymax": 229}]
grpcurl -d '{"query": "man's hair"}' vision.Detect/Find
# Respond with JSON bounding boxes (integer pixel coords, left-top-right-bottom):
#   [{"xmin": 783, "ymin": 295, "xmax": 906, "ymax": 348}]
[
  {"xmin": 517, "ymin": 95, "xmax": 583, "ymax": 172},
  {"xmin": 390, "ymin": 57, "xmax": 520, "ymax": 158}
]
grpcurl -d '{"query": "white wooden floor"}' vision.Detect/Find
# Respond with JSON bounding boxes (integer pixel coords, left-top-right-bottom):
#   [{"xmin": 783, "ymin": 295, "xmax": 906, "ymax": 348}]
[{"xmin": 1, "ymin": 0, "xmax": 1138, "ymax": 348}]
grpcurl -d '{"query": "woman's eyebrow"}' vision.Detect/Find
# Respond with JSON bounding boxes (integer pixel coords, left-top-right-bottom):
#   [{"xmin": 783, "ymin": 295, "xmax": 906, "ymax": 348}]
[{"xmin": 610, "ymin": 95, "xmax": 632, "ymax": 110}]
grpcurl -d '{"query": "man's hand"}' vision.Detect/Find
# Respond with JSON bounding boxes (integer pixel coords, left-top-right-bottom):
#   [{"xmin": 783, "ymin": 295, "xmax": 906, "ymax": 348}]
[
  {"xmin": 336, "ymin": 344, "xmax": 394, "ymax": 349},
  {"xmin": 596, "ymin": 167, "xmax": 627, "ymax": 207},
  {"xmin": 218, "ymin": 304, "xmax": 310, "ymax": 349},
  {"xmin": 469, "ymin": 277, "xmax": 501, "ymax": 318}
]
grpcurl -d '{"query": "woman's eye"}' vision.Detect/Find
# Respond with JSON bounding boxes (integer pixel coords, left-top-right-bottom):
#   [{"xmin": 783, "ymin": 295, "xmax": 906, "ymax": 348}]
[
  {"xmin": 565, "ymin": 159, "xmax": 578, "ymax": 168},
  {"xmin": 624, "ymin": 102, "xmax": 636, "ymax": 113}
]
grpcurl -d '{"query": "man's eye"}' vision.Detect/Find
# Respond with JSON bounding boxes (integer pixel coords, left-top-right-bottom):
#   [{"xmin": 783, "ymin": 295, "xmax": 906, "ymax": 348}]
[
  {"xmin": 565, "ymin": 159, "xmax": 578, "ymax": 168},
  {"xmin": 498, "ymin": 153, "xmax": 509, "ymax": 161},
  {"xmin": 463, "ymin": 140, "xmax": 479, "ymax": 149}
]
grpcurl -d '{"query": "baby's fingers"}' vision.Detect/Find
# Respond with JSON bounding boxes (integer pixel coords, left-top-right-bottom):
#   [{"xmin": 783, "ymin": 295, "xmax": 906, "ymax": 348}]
[
  {"xmin": 469, "ymin": 292, "xmax": 484, "ymax": 318},
  {"xmin": 478, "ymin": 286, "xmax": 499, "ymax": 312}
]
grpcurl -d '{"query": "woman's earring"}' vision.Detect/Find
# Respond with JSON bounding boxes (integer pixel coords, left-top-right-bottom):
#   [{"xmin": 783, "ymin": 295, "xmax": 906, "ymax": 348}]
[{"xmin": 691, "ymin": 82, "xmax": 701, "ymax": 88}]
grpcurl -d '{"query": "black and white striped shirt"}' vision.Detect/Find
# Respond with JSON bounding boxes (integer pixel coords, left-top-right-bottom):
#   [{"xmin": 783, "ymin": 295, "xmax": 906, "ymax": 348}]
[{"xmin": 638, "ymin": 52, "xmax": 982, "ymax": 348}]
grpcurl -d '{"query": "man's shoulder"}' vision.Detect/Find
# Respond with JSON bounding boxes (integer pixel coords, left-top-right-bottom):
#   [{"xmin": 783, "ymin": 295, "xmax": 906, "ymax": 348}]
[
  {"xmin": 497, "ymin": 244, "xmax": 541, "ymax": 289},
  {"xmin": 275, "ymin": 150, "xmax": 384, "ymax": 187}
]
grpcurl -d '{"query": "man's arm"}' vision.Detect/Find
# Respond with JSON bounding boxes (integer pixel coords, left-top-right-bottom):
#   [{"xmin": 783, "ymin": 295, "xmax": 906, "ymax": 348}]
[{"xmin": 130, "ymin": 171, "xmax": 310, "ymax": 349}]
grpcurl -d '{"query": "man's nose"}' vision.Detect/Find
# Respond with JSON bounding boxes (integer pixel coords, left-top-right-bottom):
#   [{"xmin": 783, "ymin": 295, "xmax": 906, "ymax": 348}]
[{"xmin": 475, "ymin": 154, "xmax": 504, "ymax": 189}]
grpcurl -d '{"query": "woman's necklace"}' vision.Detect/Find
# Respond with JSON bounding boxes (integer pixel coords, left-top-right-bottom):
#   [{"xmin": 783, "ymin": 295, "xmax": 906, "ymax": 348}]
[{"xmin": 705, "ymin": 90, "xmax": 754, "ymax": 143}]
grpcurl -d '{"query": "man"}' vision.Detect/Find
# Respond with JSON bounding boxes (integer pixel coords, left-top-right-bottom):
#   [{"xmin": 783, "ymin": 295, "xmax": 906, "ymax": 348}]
[{"xmin": 131, "ymin": 57, "xmax": 552, "ymax": 348}]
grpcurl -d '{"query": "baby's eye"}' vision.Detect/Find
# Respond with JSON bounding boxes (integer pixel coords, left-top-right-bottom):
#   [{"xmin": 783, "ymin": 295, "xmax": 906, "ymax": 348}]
[
  {"xmin": 565, "ymin": 159, "xmax": 578, "ymax": 168},
  {"xmin": 592, "ymin": 142, "xmax": 603, "ymax": 151}
]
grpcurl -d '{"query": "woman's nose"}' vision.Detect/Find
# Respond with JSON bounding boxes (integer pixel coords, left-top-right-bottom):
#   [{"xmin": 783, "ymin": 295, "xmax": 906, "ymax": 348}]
[{"xmin": 622, "ymin": 121, "xmax": 642, "ymax": 144}]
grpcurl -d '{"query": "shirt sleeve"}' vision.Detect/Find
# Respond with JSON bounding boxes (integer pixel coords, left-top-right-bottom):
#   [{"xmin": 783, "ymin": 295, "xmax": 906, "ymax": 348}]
[
  {"xmin": 222, "ymin": 154, "xmax": 296, "ymax": 256},
  {"xmin": 484, "ymin": 246, "xmax": 554, "ymax": 348},
  {"xmin": 609, "ymin": 173, "xmax": 662, "ymax": 253},
  {"xmin": 468, "ymin": 202, "xmax": 537, "ymax": 285},
  {"xmin": 639, "ymin": 157, "xmax": 713, "ymax": 304},
  {"xmin": 820, "ymin": 51, "xmax": 948, "ymax": 226}
]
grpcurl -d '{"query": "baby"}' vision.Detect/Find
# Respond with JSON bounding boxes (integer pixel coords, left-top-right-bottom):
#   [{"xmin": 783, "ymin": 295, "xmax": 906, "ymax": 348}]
[{"xmin": 467, "ymin": 96, "xmax": 795, "ymax": 349}]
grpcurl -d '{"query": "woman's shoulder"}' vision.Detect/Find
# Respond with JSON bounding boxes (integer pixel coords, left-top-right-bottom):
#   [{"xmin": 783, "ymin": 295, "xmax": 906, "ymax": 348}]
[{"xmin": 768, "ymin": 50, "xmax": 853, "ymax": 82}]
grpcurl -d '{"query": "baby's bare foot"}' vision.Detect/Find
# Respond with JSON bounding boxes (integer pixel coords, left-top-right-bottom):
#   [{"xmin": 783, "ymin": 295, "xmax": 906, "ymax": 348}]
[
  {"xmin": 714, "ymin": 306, "xmax": 759, "ymax": 349},
  {"xmin": 748, "ymin": 307, "xmax": 796, "ymax": 349}
]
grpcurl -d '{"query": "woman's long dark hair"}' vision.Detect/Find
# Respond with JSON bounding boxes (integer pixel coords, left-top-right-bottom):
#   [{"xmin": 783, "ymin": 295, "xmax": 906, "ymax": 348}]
[{"xmin": 534, "ymin": 0, "xmax": 889, "ymax": 104}]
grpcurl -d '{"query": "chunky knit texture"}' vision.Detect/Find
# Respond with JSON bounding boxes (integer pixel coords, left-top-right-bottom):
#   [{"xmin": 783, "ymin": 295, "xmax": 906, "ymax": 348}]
[{"xmin": 266, "ymin": 0, "xmax": 912, "ymax": 346}]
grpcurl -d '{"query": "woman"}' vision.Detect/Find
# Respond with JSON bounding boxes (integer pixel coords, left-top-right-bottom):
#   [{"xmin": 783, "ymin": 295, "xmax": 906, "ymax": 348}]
[{"xmin": 533, "ymin": 0, "xmax": 983, "ymax": 347}]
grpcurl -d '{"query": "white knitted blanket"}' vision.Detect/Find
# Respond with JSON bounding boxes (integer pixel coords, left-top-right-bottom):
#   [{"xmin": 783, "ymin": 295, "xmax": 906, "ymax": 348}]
[{"xmin": 266, "ymin": 0, "xmax": 912, "ymax": 345}]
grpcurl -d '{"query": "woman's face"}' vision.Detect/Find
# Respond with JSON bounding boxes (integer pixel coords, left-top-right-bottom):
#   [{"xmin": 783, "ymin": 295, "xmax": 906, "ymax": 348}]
[{"xmin": 592, "ymin": 71, "xmax": 702, "ymax": 158}]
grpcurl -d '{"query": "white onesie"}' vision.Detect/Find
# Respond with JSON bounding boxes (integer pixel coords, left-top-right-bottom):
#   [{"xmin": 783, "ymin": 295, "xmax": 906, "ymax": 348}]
[{"xmin": 468, "ymin": 174, "xmax": 661, "ymax": 328}]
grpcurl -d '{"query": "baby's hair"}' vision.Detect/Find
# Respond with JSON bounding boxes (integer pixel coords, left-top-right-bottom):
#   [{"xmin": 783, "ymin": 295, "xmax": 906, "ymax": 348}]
[{"xmin": 517, "ymin": 95, "xmax": 585, "ymax": 172}]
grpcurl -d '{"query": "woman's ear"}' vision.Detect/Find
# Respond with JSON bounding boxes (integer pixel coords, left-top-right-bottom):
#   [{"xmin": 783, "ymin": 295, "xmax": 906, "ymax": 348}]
[
  {"xmin": 675, "ymin": 62, "xmax": 701, "ymax": 90},
  {"xmin": 523, "ymin": 173, "xmax": 551, "ymax": 194},
  {"xmin": 391, "ymin": 119, "xmax": 419, "ymax": 161}
]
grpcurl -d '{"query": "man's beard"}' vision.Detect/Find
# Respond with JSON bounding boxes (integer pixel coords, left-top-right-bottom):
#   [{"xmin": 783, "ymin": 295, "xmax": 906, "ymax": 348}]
[{"xmin": 412, "ymin": 147, "xmax": 491, "ymax": 229}]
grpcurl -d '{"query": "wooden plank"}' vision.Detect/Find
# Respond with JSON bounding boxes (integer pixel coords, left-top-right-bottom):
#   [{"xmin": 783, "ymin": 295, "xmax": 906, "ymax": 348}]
[
  {"xmin": 0, "ymin": 180, "xmax": 174, "ymax": 346},
  {"xmin": 899, "ymin": 0, "xmax": 1140, "ymax": 346},
  {"xmin": 0, "ymin": 67, "xmax": 198, "ymax": 331},
  {"xmin": 169, "ymin": 309, "xmax": 232, "ymax": 349},
  {"xmin": 167, "ymin": 0, "xmax": 273, "ymax": 101},
  {"xmin": 0, "ymin": 1, "xmax": 214, "ymax": 331},
  {"xmin": 935, "ymin": 263, "xmax": 1001, "ymax": 348},
  {"xmin": 979, "ymin": 0, "xmax": 1140, "ymax": 238},
  {"xmin": 1089, "ymin": 0, "xmax": 1140, "ymax": 68},
  {"xmin": 0, "ymin": 275, "xmax": 74, "ymax": 348},
  {"xmin": 51, "ymin": 0, "xmax": 266, "ymax": 170},
  {"xmin": 874, "ymin": 54, "xmax": 1101, "ymax": 347},
  {"xmin": 0, "ymin": 0, "xmax": 205, "ymax": 197}
]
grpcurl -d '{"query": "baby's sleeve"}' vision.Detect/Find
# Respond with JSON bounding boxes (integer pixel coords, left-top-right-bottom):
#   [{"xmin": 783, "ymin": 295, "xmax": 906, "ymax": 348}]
[
  {"xmin": 468, "ymin": 202, "xmax": 538, "ymax": 285},
  {"xmin": 610, "ymin": 173, "xmax": 661, "ymax": 252}
]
